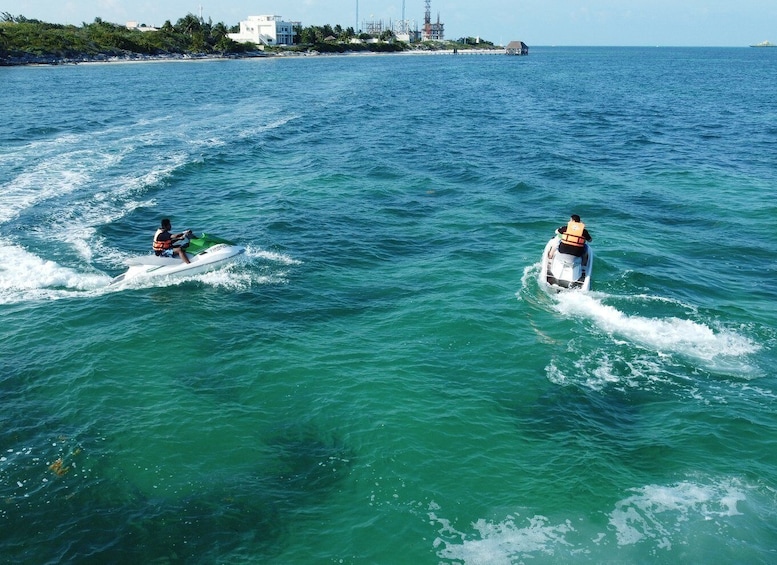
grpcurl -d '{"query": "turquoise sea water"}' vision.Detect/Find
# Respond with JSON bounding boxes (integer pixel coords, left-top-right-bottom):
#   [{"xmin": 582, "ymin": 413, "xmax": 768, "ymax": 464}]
[{"xmin": 1, "ymin": 47, "xmax": 776, "ymax": 563}]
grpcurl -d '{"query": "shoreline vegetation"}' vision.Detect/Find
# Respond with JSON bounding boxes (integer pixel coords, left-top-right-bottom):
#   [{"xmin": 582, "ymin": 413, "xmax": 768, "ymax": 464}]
[{"xmin": 0, "ymin": 12, "xmax": 503, "ymax": 67}]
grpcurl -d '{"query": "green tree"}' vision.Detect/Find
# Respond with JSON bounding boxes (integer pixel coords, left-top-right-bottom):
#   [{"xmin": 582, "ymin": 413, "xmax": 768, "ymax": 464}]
[
  {"xmin": 338, "ymin": 27, "xmax": 354, "ymax": 42},
  {"xmin": 211, "ymin": 22, "xmax": 228, "ymax": 39},
  {"xmin": 190, "ymin": 31, "xmax": 207, "ymax": 52},
  {"xmin": 298, "ymin": 26, "xmax": 317, "ymax": 44},
  {"xmin": 0, "ymin": 12, "xmax": 450, "ymax": 64},
  {"xmin": 175, "ymin": 13, "xmax": 201, "ymax": 35}
]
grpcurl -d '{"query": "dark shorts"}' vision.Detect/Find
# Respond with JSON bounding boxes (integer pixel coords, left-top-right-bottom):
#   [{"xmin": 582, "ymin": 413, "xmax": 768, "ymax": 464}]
[{"xmin": 558, "ymin": 242, "xmax": 587, "ymax": 257}]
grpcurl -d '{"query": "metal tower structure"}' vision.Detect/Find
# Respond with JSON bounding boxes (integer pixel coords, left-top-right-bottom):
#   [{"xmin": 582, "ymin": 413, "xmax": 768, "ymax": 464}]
[
  {"xmin": 364, "ymin": 20, "xmax": 385, "ymax": 35},
  {"xmin": 394, "ymin": 0, "xmax": 408, "ymax": 36},
  {"xmin": 424, "ymin": 0, "xmax": 431, "ymax": 40}
]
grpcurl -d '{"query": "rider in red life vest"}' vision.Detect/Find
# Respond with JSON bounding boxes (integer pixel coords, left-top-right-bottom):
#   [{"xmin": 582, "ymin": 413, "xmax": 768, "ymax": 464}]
[
  {"xmin": 153, "ymin": 218, "xmax": 193, "ymax": 264},
  {"xmin": 556, "ymin": 214, "xmax": 592, "ymax": 257}
]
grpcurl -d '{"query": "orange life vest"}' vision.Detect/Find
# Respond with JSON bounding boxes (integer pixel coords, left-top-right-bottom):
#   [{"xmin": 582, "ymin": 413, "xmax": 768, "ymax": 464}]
[
  {"xmin": 561, "ymin": 220, "xmax": 586, "ymax": 247},
  {"xmin": 153, "ymin": 229, "xmax": 172, "ymax": 252}
]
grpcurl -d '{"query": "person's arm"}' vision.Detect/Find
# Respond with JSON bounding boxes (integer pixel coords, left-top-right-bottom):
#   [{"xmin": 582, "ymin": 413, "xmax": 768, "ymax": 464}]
[{"xmin": 584, "ymin": 229, "xmax": 592, "ymax": 242}]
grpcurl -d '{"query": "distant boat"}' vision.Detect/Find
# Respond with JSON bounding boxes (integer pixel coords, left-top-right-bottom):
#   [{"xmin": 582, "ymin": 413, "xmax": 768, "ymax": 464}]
[{"xmin": 750, "ymin": 40, "xmax": 776, "ymax": 47}]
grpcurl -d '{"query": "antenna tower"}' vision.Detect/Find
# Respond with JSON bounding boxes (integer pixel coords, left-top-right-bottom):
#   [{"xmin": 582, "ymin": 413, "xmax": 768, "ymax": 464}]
[
  {"xmin": 396, "ymin": 0, "xmax": 407, "ymax": 35},
  {"xmin": 424, "ymin": 0, "xmax": 431, "ymax": 39}
]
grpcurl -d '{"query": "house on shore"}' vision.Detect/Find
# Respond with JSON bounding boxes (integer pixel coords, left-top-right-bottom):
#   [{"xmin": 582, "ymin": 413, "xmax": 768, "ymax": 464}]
[
  {"xmin": 227, "ymin": 15, "xmax": 298, "ymax": 47},
  {"xmin": 126, "ymin": 21, "xmax": 158, "ymax": 32},
  {"xmin": 505, "ymin": 41, "xmax": 529, "ymax": 55}
]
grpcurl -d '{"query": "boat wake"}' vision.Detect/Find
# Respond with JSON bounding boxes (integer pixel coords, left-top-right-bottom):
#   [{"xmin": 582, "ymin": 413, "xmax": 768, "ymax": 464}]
[
  {"xmin": 0, "ymin": 240, "xmax": 111, "ymax": 304},
  {"xmin": 552, "ymin": 290, "xmax": 758, "ymax": 362},
  {"xmin": 518, "ymin": 262, "xmax": 761, "ymax": 379}
]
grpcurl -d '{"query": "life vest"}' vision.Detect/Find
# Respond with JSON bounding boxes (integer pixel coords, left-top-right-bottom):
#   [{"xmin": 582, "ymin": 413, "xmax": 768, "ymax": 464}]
[
  {"xmin": 561, "ymin": 220, "xmax": 586, "ymax": 247},
  {"xmin": 153, "ymin": 229, "xmax": 172, "ymax": 252}
]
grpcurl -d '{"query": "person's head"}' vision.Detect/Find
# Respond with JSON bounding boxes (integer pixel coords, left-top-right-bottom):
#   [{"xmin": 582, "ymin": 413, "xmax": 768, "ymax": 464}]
[
  {"xmin": 570, "ymin": 214, "xmax": 581, "ymax": 222},
  {"xmin": 161, "ymin": 218, "xmax": 172, "ymax": 230}
]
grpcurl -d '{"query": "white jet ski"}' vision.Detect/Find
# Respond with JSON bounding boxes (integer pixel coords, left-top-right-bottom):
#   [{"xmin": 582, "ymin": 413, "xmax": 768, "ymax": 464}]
[
  {"xmin": 540, "ymin": 235, "xmax": 593, "ymax": 291},
  {"xmin": 110, "ymin": 233, "xmax": 245, "ymax": 285}
]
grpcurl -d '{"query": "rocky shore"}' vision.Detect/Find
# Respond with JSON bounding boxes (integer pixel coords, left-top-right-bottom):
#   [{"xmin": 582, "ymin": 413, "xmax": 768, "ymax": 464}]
[
  {"xmin": 0, "ymin": 51, "xmax": 271, "ymax": 66},
  {"xmin": 2, "ymin": 46, "xmax": 505, "ymax": 66}
]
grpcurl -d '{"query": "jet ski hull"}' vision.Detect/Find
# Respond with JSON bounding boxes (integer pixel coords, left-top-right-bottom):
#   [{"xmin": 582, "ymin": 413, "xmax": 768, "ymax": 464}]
[{"xmin": 540, "ymin": 237, "xmax": 593, "ymax": 291}]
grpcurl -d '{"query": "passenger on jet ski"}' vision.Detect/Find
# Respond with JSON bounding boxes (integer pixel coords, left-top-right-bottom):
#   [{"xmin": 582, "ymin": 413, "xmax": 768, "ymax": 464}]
[
  {"xmin": 153, "ymin": 218, "xmax": 193, "ymax": 264},
  {"xmin": 556, "ymin": 214, "xmax": 592, "ymax": 260}
]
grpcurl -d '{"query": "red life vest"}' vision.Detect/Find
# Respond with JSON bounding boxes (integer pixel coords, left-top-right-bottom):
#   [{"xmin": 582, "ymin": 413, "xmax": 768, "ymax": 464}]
[
  {"xmin": 561, "ymin": 220, "xmax": 586, "ymax": 247},
  {"xmin": 153, "ymin": 229, "xmax": 172, "ymax": 252}
]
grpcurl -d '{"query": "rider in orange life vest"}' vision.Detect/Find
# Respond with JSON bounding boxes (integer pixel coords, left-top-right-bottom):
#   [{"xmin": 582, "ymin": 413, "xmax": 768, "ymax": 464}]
[
  {"xmin": 153, "ymin": 218, "xmax": 193, "ymax": 264},
  {"xmin": 556, "ymin": 214, "xmax": 592, "ymax": 257}
]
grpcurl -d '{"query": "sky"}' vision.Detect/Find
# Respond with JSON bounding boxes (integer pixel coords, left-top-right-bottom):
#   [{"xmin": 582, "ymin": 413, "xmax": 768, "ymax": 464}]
[{"xmin": 5, "ymin": 0, "xmax": 777, "ymax": 46}]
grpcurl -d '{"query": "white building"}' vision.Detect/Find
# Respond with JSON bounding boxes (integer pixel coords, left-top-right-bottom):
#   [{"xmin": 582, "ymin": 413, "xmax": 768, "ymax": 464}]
[
  {"xmin": 126, "ymin": 21, "xmax": 158, "ymax": 32},
  {"xmin": 227, "ymin": 15, "xmax": 297, "ymax": 47}
]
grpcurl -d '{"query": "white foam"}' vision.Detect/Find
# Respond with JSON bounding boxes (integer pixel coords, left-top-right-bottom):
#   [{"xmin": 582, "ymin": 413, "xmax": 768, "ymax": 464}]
[
  {"xmin": 195, "ymin": 264, "xmax": 289, "ymax": 290},
  {"xmin": 0, "ymin": 165, "xmax": 89, "ymax": 224},
  {"xmin": 244, "ymin": 245, "xmax": 302, "ymax": 266},
  {"xmin": 516, "ymin": 264, "xmax": 538, "ymax": 300},
  {"xmin": 0, "ymin": 114, "xmax": 301, "ymax": 303},
  {"xmin": 546, "ymin": 351, "xmax": 668, "ymax": 391},
  {"xmin": 0, "ymin": 238, "xmax": 294, "ymax": 304},
  {"xmin": 109, "ymin": 251, "xmax": 292, "ymax": 293},
  {"xmin": 0, "ymin": 240, "xmax": 111, "ymax": 304},
  {"xmin": 431, "ymin": 477, "xmax": 748, "ymax": 561},
  {"xmin": 1, "ymin": 127, "xmax": 194, "ymax": 267},
  {"xmin": 552, "ymin": 291, "xmax": 759, "ymax": 362},
  {"xmin": 0, "ymin": 128, "xmax": 146, "ymax": 227},
  {"xmin": 609, "ymin": 479, "xmax": 746, "ymax": 548},
  {"xmin": 240, "ymin": 113, "xmax": 299, "ymax": 138},
  {"xmin": 430, "ymin": 508, "xmax": 574, "ymax": 564}
]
